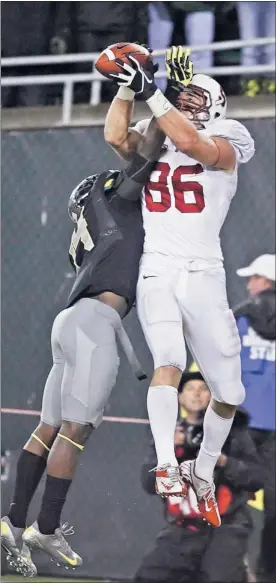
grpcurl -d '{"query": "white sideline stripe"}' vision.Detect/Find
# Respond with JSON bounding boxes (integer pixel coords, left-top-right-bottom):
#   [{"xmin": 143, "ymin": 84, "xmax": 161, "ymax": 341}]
[{"xmin": 0, "ymin": 407, "xmax": 150, "ymax": 425}]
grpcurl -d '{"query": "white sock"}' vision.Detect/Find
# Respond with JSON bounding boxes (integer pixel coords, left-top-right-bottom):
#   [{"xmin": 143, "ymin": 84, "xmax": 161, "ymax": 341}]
[
  {"xmin": 147, "ymin": 385, "xmax": 178, "ymax": 467},
  {"xmin": 195, "ymin": 404, "xmax": 234, "ymax": 483}
]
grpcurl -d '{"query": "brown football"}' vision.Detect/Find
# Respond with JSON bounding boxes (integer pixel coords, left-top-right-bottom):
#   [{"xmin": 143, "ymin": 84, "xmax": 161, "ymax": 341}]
[{"xmin": 95, "ymin": 42, "xmax": 150, "ymax": 79}]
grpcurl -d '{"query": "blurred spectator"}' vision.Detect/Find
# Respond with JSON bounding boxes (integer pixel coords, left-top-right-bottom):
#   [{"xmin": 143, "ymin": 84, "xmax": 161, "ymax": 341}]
[
  {"xmin": 45, "ymin": 2, "xmax": 77, "ymax": 105},
  {"xmin": 237, "ymin": 1, "xmax": 276, "ymax": 96},
  {"xmin": 1, "ymin": 1, "xmax": 54, "ymax": 107},
  {"xmin": 134, "ymin": 364, "xmax": 262, "ymax": 583},
  {"xmin": 148, "ymin": 1, "xmax": 216, "ymax": 91},
  {"xmin": 74, "ymin": 1, "xmax": 149, "ymax": 102},
  {"xmin": 235, "ymin": 254, "xmax": 276, "ymax": 583}
]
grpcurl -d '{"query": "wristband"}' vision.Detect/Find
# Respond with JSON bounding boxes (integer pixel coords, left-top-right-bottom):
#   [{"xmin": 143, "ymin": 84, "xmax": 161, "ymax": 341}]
[
  {"xmin": 117, "ymin": 87, "xmax": 135, "ymax": 101},
  {"xmin": 146, "ymin": 88, "xmax": 173, "ymax": 118}
]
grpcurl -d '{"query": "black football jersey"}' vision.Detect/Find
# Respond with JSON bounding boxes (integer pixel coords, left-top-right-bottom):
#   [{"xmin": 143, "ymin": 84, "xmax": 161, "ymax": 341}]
[{"xmin": 67, "ymin": 170, "xmax": 144, "ymax": 313}]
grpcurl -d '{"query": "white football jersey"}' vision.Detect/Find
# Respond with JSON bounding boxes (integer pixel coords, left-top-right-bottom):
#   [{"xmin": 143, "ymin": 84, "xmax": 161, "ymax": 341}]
[{"xmin": 133, "ymin": 118, "xmax": 255, "ymax": 273}]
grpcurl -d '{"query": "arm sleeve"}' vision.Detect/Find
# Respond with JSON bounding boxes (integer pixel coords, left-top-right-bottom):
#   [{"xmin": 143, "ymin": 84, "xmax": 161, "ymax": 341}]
[
  {"xmin": 211, "ymin": 119, "xmax": 255, "ymax": 164},
  {"xmin": 114, "ymin": 154, "xmax": 158, "ymax": 201},
  {"xmin": 131, "ymin": 117, "xmax": 166, "ymax": 161},
  {"xmin": 115, "ymin": 117, "xmax": 166, "ymax": 200},
  {"xmin": 222, "ymin": 429, "xmax": 263, "ymax": 492},
  {"xmin": 106, "ymin": 118, "xmax": 164, "ymax": 200}
]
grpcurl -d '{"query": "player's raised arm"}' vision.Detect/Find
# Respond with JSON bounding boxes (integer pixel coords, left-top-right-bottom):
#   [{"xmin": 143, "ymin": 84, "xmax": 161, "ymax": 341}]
[
  {"xmin": 104, "ymin": 45, "xmax": 164, "ymax": 161},
  {"xmin": 104, "ymin": 92, "xmax": 165, "ymax": 163},
  {"xmin": 104, "ymin": 89, "xmax": 141, "ymax": 160},
  {"xmin": 114, "ymin": 147, "xmax": 165, "ymax": 201},
  {"xmin": 144, "ymin": 91, "xmax": 236, "ymax": 172},
  {"xmin": 109, "ymin": 47, "xmax": 254, "ymax": 171}
]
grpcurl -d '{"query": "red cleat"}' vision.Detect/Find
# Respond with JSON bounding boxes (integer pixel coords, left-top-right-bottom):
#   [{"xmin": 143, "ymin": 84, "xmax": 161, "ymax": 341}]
[
  {"xmin": 180, "ymin": 460, "xmax": 221, "ymax": 527},
  {"xmin": 152, "ymin": 464, "xmax": 187, "ymax": 498}
]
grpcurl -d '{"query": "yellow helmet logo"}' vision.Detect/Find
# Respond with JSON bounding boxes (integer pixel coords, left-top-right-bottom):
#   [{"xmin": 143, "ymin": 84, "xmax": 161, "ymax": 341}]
[{"xmin": 189, "ymin": 361, "xmax": 200, "ymax": 373}]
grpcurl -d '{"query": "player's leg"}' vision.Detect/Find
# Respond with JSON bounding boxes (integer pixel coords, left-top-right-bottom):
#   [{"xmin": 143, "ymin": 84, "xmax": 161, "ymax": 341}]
[
  {"xmin": 23, "ymin": 298, "xmax": 120, "ymax": 567},
  {"xmin": 1, "ymin": 314, "xmax": 64, "ymax": 575},
  {"xmin": 178, "ymin": 268, "xmax": 244, "ymax": 526},
  {"xmin": 136, "ymin": 273, "xmax": 187, "ymax": 497}
]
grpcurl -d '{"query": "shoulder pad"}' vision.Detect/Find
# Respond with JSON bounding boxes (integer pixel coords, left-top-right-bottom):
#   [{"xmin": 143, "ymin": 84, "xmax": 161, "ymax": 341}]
[{"xmin": 210, "ymin": 119, "xmax": 255, "ymax": 164}]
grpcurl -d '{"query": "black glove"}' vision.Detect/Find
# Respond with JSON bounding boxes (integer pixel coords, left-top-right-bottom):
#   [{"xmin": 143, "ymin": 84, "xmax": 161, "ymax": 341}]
[{"xmin": 110, "ymin": 55, "xmax": 159, "ymax": 99}]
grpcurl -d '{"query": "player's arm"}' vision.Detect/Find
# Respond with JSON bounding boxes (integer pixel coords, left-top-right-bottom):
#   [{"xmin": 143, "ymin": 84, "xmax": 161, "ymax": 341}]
[
  {"xmin": 104, "ymin": 91, "xmax": 142, "ymax": 160},
  {"xmin": 149, "ymin": 105, "xmax": 236, "ymax": 171},
  {"xmin": 104, "ymin": 91, "xmax": 164, "ymax": 162},
  {"xmin": 113, "ymin": 147, "xmax": 165, "ymax": 201},
  {"xmin": 109, "ymin": 52, "xmax": 236, "ymax": 171},
  {"xmin": 153, "ymin": 46, "xmax": 237, "ymax": 171}
]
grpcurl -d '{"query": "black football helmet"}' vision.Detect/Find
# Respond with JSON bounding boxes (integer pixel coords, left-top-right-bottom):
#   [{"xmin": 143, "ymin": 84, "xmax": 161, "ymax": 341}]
[{"xmin": 68, "ymin": 174, "xmax": 98, "ymax": 222}]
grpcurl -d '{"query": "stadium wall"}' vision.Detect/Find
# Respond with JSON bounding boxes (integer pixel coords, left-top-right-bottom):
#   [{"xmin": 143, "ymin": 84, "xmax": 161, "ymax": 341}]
[{"xmin": 1, "ymin": 120, "xmax": 275, "ymax": 579}]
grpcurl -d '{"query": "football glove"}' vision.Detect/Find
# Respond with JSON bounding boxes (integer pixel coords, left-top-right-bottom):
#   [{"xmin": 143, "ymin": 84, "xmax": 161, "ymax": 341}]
[
  {"xmin": 110, "ymin": 55, "xmax": 159, "ymax": 99},
  {"xmin": 166, "ymin": 46, "xmax": 194, "ymax": 88}
]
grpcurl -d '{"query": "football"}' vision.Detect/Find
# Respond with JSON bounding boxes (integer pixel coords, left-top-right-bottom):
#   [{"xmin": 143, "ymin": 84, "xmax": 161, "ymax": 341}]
[{"xmin": 95, "ymin": 42, "xmax": 150, "ymax": 79}]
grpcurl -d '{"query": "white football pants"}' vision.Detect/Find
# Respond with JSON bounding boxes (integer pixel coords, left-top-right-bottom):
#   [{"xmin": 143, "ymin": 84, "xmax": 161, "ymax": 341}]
[{"xmin": 137, "ymin": 265, "xmax": 245, "ymax": 406}]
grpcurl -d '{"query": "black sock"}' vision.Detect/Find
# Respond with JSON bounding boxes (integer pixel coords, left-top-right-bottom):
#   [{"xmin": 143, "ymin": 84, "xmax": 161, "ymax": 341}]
[
  {"xmin": 8, "ymin": 450, "xmax": 47, "ymax": 528},
  {"xmin": 37, "ymin": 475, "xmax": 72, "ymax": 535}
]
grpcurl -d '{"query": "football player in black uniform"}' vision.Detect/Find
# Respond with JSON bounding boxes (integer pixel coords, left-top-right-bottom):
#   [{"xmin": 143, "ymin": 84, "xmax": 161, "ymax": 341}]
[{"xmin": 1, "ymin": 121, "xmax": 165, "ymax": 576}]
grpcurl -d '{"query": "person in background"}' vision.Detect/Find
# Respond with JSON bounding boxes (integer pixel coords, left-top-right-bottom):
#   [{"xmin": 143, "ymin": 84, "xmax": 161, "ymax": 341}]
[
  {"xmin": 235, "ymin": 254, "xmax": 276, "ymax": 583},
  {"xmin": 148, "ymin": 1, "xmax": 216, "ymax": 91},
  {"xmin": 134, "ymin": 364, "xmax": 262, "ymax": 583},
  {"xmin": 44, "ymin": 2, "xmax": 77, "ymax": 105},
  {"xmin": 1, "ymin": 1, "xmax": 54, "ymax": 107},
  {"xmin": 237, "ymin": 1, "xmax": 276, "ymax": 96}
]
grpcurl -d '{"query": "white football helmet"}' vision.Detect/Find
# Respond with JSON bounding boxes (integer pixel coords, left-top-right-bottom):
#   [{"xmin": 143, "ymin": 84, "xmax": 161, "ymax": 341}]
[{"xmin": 176, "ymin": 74, "xmax": 227, "ymax": 127}]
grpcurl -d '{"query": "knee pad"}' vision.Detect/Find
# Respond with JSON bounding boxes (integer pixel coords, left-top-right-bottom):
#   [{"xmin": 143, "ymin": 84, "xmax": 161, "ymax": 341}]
[
  {"xmin": 153, "ymin": 344, "xmax": 187, "ymax": 371},
  {"xmin": 229, "ymin": 381, "xmax": 246, "ymax": 406},
  {"xmin": 62, "ymin": 350, "xmax": 119, "ymax": 428},
  {"xmin": 211, "ymin": 380, "xmax": 245, "ymax": 406}
]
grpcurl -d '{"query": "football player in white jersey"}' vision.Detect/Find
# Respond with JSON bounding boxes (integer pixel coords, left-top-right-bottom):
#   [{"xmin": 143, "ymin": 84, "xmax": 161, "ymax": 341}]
[{"xmin": 104, "ymin": 46, "xmax": 255, "ymax": 527}]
